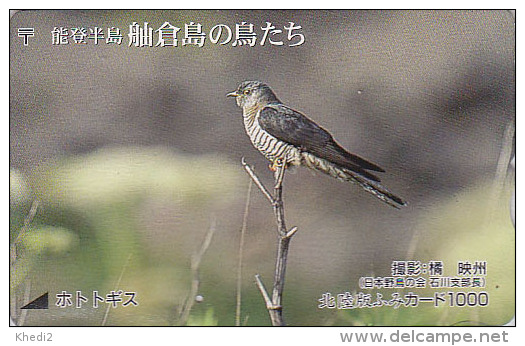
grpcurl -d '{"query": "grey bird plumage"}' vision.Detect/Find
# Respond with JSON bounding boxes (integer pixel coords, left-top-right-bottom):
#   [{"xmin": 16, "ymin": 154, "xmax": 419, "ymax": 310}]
[{"xmin": 227, "ymin": 80, "xmax": 406, "ymax": 208}]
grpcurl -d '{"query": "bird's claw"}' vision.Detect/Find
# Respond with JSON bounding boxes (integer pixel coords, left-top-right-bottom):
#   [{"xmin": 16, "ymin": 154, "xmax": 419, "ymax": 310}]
[{"xmin": 269, "ymin": 158, "xmax": 284, "ymax": 171}]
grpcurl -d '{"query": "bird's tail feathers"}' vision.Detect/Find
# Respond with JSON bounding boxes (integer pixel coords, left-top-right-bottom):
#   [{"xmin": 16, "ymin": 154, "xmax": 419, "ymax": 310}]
[
  {"xmin": 344, "ymin": 169, "xmax": 407, "ymax": 208},
  {"xmin": 302, "ymin": 153, "xmax": 406, "ymax": 208}
]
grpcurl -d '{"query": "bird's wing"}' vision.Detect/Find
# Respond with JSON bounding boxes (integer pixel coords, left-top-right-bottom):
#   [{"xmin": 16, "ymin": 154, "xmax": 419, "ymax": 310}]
[{"xmin": 258, "ymin": 104, "xmax": 385, "ymax": 182}]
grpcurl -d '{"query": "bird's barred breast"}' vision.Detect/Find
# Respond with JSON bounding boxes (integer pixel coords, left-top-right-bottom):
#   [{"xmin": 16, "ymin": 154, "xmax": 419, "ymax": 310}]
[{"xmin": 243, "ymin": 112, "xmax": 300, "ymax": 164}]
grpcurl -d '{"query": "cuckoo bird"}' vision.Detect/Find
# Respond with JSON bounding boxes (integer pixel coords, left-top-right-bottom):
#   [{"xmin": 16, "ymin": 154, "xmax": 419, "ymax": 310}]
[{"xmin": 227, "ymin": 80, "xmax": 406, "ymax": 208}]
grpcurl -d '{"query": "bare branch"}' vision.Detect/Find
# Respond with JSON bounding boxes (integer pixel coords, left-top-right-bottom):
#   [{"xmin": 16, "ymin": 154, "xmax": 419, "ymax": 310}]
[
  {"xmin": 242, "ymin": 159, "xmax": 298, "ymax": 326},
  {"xmin": 241, "ymin": 157, "xmax": 275, "ymax": 204},
  {"xmin": 285, "ymin": 226, "xmax": 298, "ymax": 239},
  {"xmin": 274, "ymin": 161, "xmax": 286, "ymax": 190}
]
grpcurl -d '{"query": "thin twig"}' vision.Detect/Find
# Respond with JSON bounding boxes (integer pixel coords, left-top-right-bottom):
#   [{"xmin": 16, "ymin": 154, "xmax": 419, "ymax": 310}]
[
  {"xmin": 10, "ymin": 199, "xmax": 39, "ymax": 326},
  {"xmin": 242, "ymin": 315, "xmax": 250, "ymax": 326},
  {"xmin": 489, "ymin": 119, "xmax": 515, "ymax": 219},
  {"xmin": 255, "ymin": 274, "xmax": 273, "ymax": 309},
  {"xmin": 11, "ymin": 199, "xmax": 40, "ymax": 263},
  {"xmin": 285, "ymin": 226, "xmax": 298, "ymax": 239},
  {"xmin": 241, "ymin": 157, "xmax": 275, "ymax": 204},
  {"xmin": 102, "ymin": 253, "xmax": 133, "ymax": 326},
  {"xmin": 236, "ymin": 179, "xmax": 252, "ymax": 326},
  {"xmin": 17, "ymin": 278, "xmax": 32, "ymax": 326},
  {"xmin": 178, "ymin": 216, "xmax": 216, "ymax": 326}
]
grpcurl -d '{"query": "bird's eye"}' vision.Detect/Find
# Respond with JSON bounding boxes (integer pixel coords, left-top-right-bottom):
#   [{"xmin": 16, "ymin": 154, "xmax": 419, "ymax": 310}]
[{"xmin": 243, "ymin": 89, "xmax": 251, "ymax": 95}]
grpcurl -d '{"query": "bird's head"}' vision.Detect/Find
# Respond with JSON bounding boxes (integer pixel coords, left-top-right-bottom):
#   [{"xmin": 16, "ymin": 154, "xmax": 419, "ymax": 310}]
[{"xmin": 227, "ymin": 81, "xmax": 280, "ymax": 109}]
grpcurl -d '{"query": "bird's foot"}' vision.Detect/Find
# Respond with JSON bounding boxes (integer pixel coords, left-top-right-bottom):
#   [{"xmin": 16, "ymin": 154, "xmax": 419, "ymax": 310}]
[{"xmin": 269, "ymin": 158, "xmax": 284, "ymax": 172}]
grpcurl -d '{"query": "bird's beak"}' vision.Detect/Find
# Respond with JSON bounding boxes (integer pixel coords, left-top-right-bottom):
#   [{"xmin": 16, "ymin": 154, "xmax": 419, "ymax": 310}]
[{"xmin": 226, "ymin": 91, "xmax": 239, "ymax": 97}]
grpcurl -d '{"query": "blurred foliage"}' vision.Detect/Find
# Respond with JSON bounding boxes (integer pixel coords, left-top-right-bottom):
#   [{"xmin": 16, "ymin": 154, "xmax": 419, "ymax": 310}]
[
  {"xmin": 33, "ymin": 146, "xmax": 240, "ymax": 209},
  {"xmin": 21, "ymin": 226, "xmax": 79, "ymax": 255},
  {"xmin": 11, "ymin": 225, "xmax": 79, "ymax": 290},
  {"xmin": 10, "ymin": 147, "xmax": 244, "ymax": 326}
]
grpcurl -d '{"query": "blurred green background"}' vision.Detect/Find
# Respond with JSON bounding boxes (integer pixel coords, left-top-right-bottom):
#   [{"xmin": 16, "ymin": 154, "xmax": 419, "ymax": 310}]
[{"xmin": 10, "ymin": 10, "xmax": 514, "ymax": 326}]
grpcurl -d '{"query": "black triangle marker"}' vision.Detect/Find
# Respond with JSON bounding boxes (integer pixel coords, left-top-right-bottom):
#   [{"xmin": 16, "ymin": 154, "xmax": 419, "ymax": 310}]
[{"xmin": 21, "ymin": 292, "xmax": 48, "ymax": 310}]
